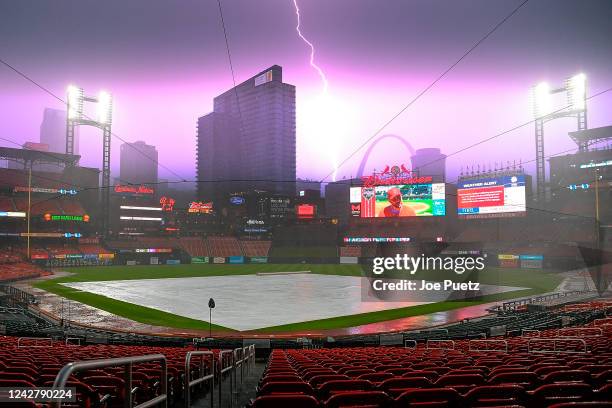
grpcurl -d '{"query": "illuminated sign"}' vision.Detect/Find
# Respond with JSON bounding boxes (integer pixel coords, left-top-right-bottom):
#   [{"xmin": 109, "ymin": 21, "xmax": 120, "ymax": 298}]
[
  {"xmin": 120, "ymin": 206, "xmax": 162, "ymax": 211},
  {"xmin": 44, "ymin": 214, "xmax": 90, "ymax": 222},
  {"xmin": 351, "ymin": 183, "xmax": 446, "ymax": 217},
  {"xmin": 135, "ymin": 248, "xmax": 172, "ymax": 253},
  {"xmin": 457, "ymin": 175, "xmax": 526, "ymax": 217},
  {"xmin": 579, "ymin": 159, "xmax": 612, "ymax": 169},
  {"xmin": 297, "ymin": 204, "xmax": 316, "ymax": 219},
  {"xmin": 159, "ymin": 196, "xmax": 175, "ymax": 212},
  {"xmin": 114, "ymin": 185, "xmax": 154, "ymax": 195},
  {"xmin": 254, "ymin": 70, "xmax": 273, "ymax": 86},
  {"xmin": 230, "ymin": 196, "xmax": 245, "ymax": 205},
  {"xmin": 0, "ymin": 211, "xmax": 26, "ymax": 218},
  {"xmin": 120, "ymin": 216, "xmax": 163, "ymax": 221},
  {"xmin": 188, "ymin": 202, "xmax": 213, "ymax": 214},
  {"xmin": 343, "ymin": 237, "xmax": 411, "ymax": 243},
  {"xmin": 13, "ymin": 186, "xmax": 77, "ymax": 195},
  {"xmin": 361, "ymin": 164, "xmax": 432, "ymax": 188}
]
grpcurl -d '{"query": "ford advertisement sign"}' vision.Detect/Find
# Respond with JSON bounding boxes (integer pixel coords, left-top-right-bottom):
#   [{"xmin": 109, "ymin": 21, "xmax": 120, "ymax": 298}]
[{"xmin": 230, "ymin": 196, "xmax": 245, "ymax": 205}]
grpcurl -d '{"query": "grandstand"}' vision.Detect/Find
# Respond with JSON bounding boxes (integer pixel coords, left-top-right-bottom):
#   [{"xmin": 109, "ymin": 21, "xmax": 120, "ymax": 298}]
[{"xmin": 208, "ymin": 236, "xmax": 243, "ymax": 257}]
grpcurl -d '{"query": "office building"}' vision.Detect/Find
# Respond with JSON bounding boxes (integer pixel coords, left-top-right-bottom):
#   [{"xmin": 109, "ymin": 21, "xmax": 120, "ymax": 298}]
[
  {"xmin": 119, "ymin": 141, "xmax": 158, "ymax": 185},
  {"xmin": 196, "ymin": 65, "xmax": 296, "ymax": 203}
]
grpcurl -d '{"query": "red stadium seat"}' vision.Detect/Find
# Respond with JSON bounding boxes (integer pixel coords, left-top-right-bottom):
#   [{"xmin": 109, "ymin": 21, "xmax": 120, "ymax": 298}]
[
  {"xmin": 462, "ymin": 384, "xmax": 527, "ymax": 407},
  {"xmin": 529, "ymin": 383, "xmax": 593, "ymax": 406},
  {"xmin": 394, "ymin": 388, "xmax": 460, "ymax": 407},
  {"xmin": 251, "ymin": 394, "xmax": 320, "ymax": 408},
  {"xmin": 258, "ymin": 381, "xmax": 315, "ymax": 396},
  {"xmin": 324, "ymin": 391, "xmax": 391, "ymax": 408}
]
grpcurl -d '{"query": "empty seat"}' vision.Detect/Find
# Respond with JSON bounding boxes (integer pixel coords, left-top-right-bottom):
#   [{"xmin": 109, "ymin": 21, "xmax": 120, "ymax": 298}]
[
  {"xmin": 251, "ymin": 394, "xmax": 320, "ymax": 408},
  {"xmin": 258, "ymin": 381, "xmax": 315, "ymax": 396},
  {"xmin": 529, "ymin": 383, "xmax": 593, "ymax": 406},
  {"xmin": 324, "ymin": 391, "xmax": 391, "ymax": 408},
  {"xmin": 394, "ymin": 388, "xmax": 460, "ymax": 407},
  {"xmin": 462, "ymin": 384, "xmax": 527, "ymax": 407}
]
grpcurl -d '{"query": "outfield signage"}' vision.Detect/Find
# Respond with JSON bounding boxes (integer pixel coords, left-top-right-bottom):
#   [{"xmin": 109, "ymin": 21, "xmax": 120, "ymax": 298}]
[
  {"xmin": 229, "ymin": 256, "xmax": 245, "ymax": 264},
  {"xmin": 44, "ymin": 214, "xmax": 90, "ymax": 222},
  {"xmin": 192, "ymin": 256, "xmax": 209, "ymax": 264},
  {"xmin": 250, "ymin": 256, "xmax": 268, "ymax": 264},
  {"xmin": 213, "ymin": 257, "xmax": 225, "ymax": 264},
  {"xmin": 166, "ymin": 259, "xmax": 181, "ymax": 265}
]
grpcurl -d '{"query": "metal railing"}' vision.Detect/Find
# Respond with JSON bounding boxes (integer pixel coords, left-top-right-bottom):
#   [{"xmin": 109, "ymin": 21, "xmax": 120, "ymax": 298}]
[
  {"xmin": 52, "ymin": 354, "xmax": 167, "ymax": 408},
  {"xmin": 469, "ymin": 339, "xmax": 509, "ymax": 353},
  {"xmin": 184, "ymin": 351, "xmax": 214, "ymax": 408},
  {"xmin": 17, "ymin": 336, "xmax": 54, "ymax": 348},
  {"xmin": 65, "ymin": 337, "xmax": 81, "ymax": 346},
  {"xmin": 403, "ymin": 339, "xmax": 417, "ymax": 348},
  {"xmin": 426, "ymin": 339, "xmax": 455, "ymax": 350},
  {"xmin": 557, "ymin": 327, "xmax": 603, "ymax": 337},
  {"xmin": 527, "ymin": 337, "xmax": 588, "ymax": 354},
  {"xmin": 521, "ymin": 329, "xmax": 540, "ymax": 337},
  {"xmin": 218, "ymin": 350, "xmax": 235, "ymax": 408}
]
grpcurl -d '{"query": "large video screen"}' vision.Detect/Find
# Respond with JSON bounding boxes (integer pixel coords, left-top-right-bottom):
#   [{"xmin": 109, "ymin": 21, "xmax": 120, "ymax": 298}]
[
  {"xmin": 350, "ymin": 183, "xmax": 446, "ymax": 217},
  {"xmin": 457, "ymin": 175, "xmax": 526, "ymax": 217}
]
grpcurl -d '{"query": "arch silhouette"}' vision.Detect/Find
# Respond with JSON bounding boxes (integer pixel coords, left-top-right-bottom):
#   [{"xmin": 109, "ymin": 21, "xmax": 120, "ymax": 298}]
[{"xmin": 356, "ymin": 134, "xmax": 416, "ymax": 178}]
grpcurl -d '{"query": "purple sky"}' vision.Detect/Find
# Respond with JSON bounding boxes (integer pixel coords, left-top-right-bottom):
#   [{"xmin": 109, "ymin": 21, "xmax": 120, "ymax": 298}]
[{"xmin": 1, "ymin": 0, "xmax": 611, "ymax": 185}]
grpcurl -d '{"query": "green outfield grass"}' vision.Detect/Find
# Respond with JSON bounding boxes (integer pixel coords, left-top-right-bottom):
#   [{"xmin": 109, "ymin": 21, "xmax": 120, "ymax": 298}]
[{"xmin": 34, "ymin": 264, "xmax": 563, "ymax": 333}]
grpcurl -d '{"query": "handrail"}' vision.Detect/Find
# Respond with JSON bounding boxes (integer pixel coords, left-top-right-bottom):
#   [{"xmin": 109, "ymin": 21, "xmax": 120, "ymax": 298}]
[
  {"xmin": 521, "ymin": 329, "xmax": 540, "ymax": 337},
  {"xmin": 17, "ymin": 336, "xmax": 54, "ymax": 348},
  {"xmin": 218, "ymin": 350, "xmax": 235, "ymax": 408},
  {"xmin": 426, "ymin": 339, "xmax": 455, "ymax": 350},
  {"xmin": 184, "ymin": 351, "xmax": 214, "ymax": 408},
  {"xmin": 557, "ymin": 327, "xmax": 603, "ymax": 337},
  {"xmin": 52, "ymin": 354, "xmax": 167, "ymax": 408},
  {"xmin": 527, "ymin": 337, "xmax": 588, "ymax": 354},
  {"xmin": 403, "ymin": 339, "xmax": 417, "ymax": 349},
  {"xmin": 65, "ymin": 337, "xmax": 81, "ymax": 346},
  {"xmin": 469, "ymin": 339, "xmax": 508, "ymax": 353}
]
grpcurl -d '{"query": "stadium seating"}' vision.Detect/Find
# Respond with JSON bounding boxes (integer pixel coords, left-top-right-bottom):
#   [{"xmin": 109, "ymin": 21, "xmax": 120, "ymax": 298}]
[
  {"xmin": 240, "ymin": 240, "xmax": 272, "ymax": 257},
  {"xmin": 58, "ymin": 198, "xmax": 87, "ymax": 215},
  {"xmin": 252, "ymin": 312, "xmax": 612, "ymax": 407},
  {"xmin": 207, "ymin": 236, "xmax": 243, "ymax": 257},
  {"xmin": 179, "ymin": 236, "xmax": 210, "ymax": 257}
]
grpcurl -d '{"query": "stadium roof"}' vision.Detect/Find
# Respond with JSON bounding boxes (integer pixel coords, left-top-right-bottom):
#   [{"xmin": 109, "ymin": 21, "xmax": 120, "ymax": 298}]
[
  {"xmin": 568, "ymin": 125, "xmax": 612, "ymax": 145},
  {"xmin": 0, "ymin": 146, "xmax": 80, "ymax": 166}
]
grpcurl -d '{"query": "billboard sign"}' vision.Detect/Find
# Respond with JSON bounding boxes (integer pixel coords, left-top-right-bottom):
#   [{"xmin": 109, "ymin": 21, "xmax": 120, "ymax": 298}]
[
  {"xmin": 457, "ymin": 175, "xmax": 526, "ymax": 217},
  {"xmin": 350, "ymin": 183, "xmax": 446, "ymax": 217}
]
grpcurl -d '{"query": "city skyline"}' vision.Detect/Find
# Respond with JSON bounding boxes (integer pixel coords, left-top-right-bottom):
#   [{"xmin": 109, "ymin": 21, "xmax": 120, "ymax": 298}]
[{"xmin": 1, "ymin": 0, "xmax": 611, "ymax": 185}]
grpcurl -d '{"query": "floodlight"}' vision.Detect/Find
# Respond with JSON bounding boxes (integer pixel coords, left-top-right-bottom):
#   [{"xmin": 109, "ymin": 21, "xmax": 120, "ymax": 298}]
[
  {"xmin": 67, "ymin": 85, "xmax": 83, "ymax": 120},
  {"xmin": 566, "ymin": 73, "xmax": 586, "ymax": 111},
  {"xmin": 531, "ymin": 82, "xmax": 552, "ymax": 118},
  {"xmin": 97, "ymin": 91, "xmax": 113, "ymax": 124}
]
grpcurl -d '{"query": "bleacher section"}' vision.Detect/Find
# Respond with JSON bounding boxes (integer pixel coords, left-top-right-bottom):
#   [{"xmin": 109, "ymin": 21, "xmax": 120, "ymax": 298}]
[
  {"xmin": 0, "ymin": 250, "xmax": 45, "ymax": 282},
  {"xmin": 178, "ymin": 237, "xmax": 210, "ymax": 257},
  {"xmin": 253, "ymin": 309, "xmax": 612, "ymax": 407},
  {"xmin": 208, "ymin": 236, "xmax": 243, "ymax": 257},
  {"xmin": 240, "ymin": 240, "xmax": 272, "ymax": 257}
]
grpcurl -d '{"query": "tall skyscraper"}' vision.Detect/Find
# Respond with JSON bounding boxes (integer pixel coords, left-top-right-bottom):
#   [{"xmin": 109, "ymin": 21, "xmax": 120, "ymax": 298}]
[
  {"xmin": 197, "ymin": 65, "xmax": 296, "ymax": 202},
  {"xmin": 411, "ymin": 148, "xmax": 447, "ymax": 182},
  {"xmin": 40, "ymin": 108, "xmax": 79, "ymax": 154},
  {"xmin": 119, "ymin": 141, "xmax": 158, "ymax": 186}
]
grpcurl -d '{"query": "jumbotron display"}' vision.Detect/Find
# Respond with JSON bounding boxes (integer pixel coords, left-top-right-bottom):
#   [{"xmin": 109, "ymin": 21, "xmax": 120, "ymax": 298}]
[
  {"xmin": 457, "ymin": 175, "xmax": 526, "ymax": 217},
  {"xmin": 350, "ymin": 183, "xmax": 446, "ymax": 217}
]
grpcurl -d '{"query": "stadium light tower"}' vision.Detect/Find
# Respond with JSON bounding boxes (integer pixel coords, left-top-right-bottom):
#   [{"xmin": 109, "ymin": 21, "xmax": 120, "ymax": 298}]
[
  {"xmin": 530, "ymin": 73, "xmax": 587, "ymax": 199},
  {"xmin": 66, "ymin": 85, "xmax": 114, "ymax": 235}
]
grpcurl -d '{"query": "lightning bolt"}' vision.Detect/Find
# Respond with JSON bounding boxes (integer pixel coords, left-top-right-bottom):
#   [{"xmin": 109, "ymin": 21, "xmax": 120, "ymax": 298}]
[
  {"xmin": 293, "ymin": 0, "xmax": 338, "ymax": 181},
  {"xmin": 293, "ymin": 0, "xmax": 329, "ymax": 93}
]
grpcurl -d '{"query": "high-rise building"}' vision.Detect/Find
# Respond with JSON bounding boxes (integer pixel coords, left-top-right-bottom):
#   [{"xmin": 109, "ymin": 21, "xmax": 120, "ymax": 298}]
[
  {"xmin": 40, "ymin": 108, "xmax": 79, "ymax": 154},
  {"xmin": 197, "ymin": 65, "xmax": 296, "ymax": 203},
  {"xmin": 119, "ymin": 141, "xmax": 158, "ymax": 186},
  {"xmin": 411, "ymin": 148, "xmax": 447, "ymax": 182}
]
